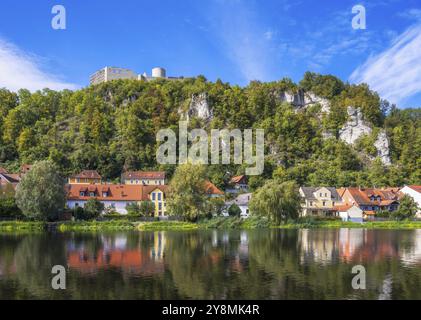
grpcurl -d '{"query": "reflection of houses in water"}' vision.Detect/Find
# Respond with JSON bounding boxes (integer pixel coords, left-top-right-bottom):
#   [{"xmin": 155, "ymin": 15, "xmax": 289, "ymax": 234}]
[
  {"xmin": 299, "ymin": 229, "xmax": 340, "ymax": 265},
  {"xmin": 299, "ymin": 229, "xmax": 402, "ymax": 264},
  {"xmin": 67, "ymin": 233, "xmax": 166, "ymax": 276},
  {"xmin": 151, "ymin": 232, "xmax": 166, "ymax": 260},
  {"xmin": 208, "ymin": 230, "xmax": 250, "ymax": 272},
  {"xmin": 338, "ymin": 229, "xmax": 366, "ymax": 262},
  {"xmin": 0, "ymin": 260, "xmax": 17, "ymax": 276}
]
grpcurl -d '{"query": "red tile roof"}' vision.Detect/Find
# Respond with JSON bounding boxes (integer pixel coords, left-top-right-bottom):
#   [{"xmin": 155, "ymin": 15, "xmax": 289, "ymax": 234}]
[
  {"xmin": 408, "ymin": 185, "xmax": 421, "ymax": 194},
  {"xmin": 66, "ymin": 184, "xmax": 167, "ymax": 202},
  {"xmin": 70, "ymin": 170, "xmax": 102, "ymax": 179},
  {"xmin": 344, "ymin": 187, "xmax": 400, "ymax": 206},
  {"xmin": 229, "ymin": 175, "xmax": 247, "ymax": 184},
  {"xmin": 122, "ymin": 171, "xmax": 165, "ymax": 180},
  {"xmin": 204, "ymin": 181, "xmax": 224, "ymax": 195},
  {"xmin": 333, "ymin": 204, "xmax": 353, "ymax": 212}
]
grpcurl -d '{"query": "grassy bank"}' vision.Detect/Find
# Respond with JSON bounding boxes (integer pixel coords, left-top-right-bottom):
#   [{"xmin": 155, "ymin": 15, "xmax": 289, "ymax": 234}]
[
  {"xmin": 57, "ymin": 220, "xmax": 136, "ymax": 232},
  {"xmin": 0, "ymin": 221, "xmax": 45, "ymax": 232},
  {"xmin": 1, "ymin": 218, "xmax": 421, "ymax": 233},
  {"xmin": 278, "ymin": 220, "xmax": 421, "ymax": 229}
]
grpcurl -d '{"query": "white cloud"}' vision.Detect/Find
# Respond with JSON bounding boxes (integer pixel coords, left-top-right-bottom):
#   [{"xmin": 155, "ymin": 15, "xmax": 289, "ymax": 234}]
[
  {"xmin": 204, "ymin": 1, "xmax": 274, "ymax": 82},
  {"xmin": 0, "ymin": 38, "xmax": 78, "ymax": 92},
  {"xmin": 350, "ymin": 23, "xmax": 421, "ymax": 105}
]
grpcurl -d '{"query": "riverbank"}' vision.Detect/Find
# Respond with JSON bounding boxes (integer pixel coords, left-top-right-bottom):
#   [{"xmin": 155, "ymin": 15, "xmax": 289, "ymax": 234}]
[{"xmin": 1, "ymin": 217, "xmax": 421, "ymax": 232}]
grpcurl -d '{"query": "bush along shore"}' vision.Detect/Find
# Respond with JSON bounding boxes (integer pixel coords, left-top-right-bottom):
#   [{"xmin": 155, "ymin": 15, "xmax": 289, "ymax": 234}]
[{"xmin": 1, "ymin": 217, "xmax": 421, "ymax": 232}]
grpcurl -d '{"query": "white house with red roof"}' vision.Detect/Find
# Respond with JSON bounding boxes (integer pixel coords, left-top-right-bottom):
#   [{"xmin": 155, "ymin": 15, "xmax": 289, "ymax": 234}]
[
  {"xmin": 400, "ymin": 185, "xmax": 421, "ymax": 218},
  {"xmin": 66, "ymin": 184, "xmax": 168, "ymax": 216}
]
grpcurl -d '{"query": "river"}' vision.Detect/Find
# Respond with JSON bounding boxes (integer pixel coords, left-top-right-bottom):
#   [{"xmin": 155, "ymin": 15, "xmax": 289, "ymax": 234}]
[{"xmin": 0, "ymin": 228, "xmax": 420, "ymax": 299}]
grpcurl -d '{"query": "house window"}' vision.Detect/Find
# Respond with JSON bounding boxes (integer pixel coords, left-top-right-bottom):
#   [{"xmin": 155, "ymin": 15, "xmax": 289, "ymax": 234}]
[
  {"xmin": 80, "ymin": 192, "xmax": 85, "ymax": 197},
  {"xmin": 152, "ymin": 193, "xmax": 156, "ymax": 201},
  {"xmin": 310, "ymin": 201, "xmax": 313, "ymax": 206},
  {"xmin": 76, "ymin": 178, "xmax": 80, "ymax": 183},
  {"xmin": 158, "ymin": 193, "xmax": 162, "ymax": 201},
  {"xmin": 142, "ymin": 180, "xmax": 145, "ymax": 185},
  {"xmin": 89, "ymin": 192, "xmax": 95, "ymax": 197},
  {"xmin": 323, "ymin": 201, "xmax": 326, "ymax": 206},
  {"xmin": 75, "ymin": 203, "xmax": 79, "ymax": 207},
  {"xmin": 158, "ymin": 203, "xmax": 162, "ymax": 210},
  {"xmin": 102, "ymin": 192, "xmax": 108, "ymax": 197}
]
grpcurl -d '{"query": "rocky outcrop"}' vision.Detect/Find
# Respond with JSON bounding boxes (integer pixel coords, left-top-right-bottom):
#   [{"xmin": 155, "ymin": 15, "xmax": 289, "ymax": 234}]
[
  {"xmin": 182, "ymin": 93, "xmax": 213, "ymax": 122},
  {"xmin": 339, "ymin": 106, "xmax": 372, "ymax": 144},
  {"xmin": 374, "ymin": 131, "xmax": 392, "ymax": 166},
  {"xmin": 339, "ymin": 106, "xmax": 391, "ymax": 165},
  {"xmin": 279, "ymin": 90, "xmax": 330, "ymax": 113}
]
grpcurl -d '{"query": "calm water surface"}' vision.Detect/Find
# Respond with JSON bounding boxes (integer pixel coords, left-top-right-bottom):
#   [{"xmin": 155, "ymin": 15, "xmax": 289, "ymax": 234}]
[{"xmin": 0, "ymin": 229, "xmax": 421, "ymax": 300}]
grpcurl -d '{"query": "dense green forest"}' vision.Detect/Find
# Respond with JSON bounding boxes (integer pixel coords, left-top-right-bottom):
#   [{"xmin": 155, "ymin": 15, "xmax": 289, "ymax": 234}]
[{"xmin": 0, "ymin": 72, "xmax": 420, "ymax": 189}]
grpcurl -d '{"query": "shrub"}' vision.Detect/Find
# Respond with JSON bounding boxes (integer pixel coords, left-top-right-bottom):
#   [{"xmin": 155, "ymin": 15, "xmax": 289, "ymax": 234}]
[{"xmin": 228, "ymin": 204, "xmax": 242, "ymax": 217}]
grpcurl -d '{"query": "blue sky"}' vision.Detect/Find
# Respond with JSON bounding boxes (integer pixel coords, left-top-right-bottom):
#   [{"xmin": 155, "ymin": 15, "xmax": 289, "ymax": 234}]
[{"xmin": 0, "ymin": 0, "xmax": 421, "ymax": 107}]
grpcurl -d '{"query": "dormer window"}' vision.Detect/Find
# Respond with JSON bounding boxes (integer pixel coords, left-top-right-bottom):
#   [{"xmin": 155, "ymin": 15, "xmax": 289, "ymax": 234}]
[
  {"xmin": 80, "ymin": 191, "xmax": 85, "ymax": 197},
  {"xmin": 102, "ymin": 192, "xmax": 108, "ymax": 197},
  {"xmin": 89, "ymin": 192, "xmax": 95, "ymax": 197}
]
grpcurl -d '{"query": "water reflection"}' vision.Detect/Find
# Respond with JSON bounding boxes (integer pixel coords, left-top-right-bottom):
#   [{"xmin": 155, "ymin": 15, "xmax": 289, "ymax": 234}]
[{"xmin": 0, "ymin": 229, "xmax": 421, "ymax": 299}]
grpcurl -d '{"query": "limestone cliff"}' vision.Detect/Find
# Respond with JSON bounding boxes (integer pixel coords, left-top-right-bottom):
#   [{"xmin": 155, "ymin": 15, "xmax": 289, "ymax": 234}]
[{"xmin": 339, "ymin": 106, "xmax": 391, "ymax": 165}]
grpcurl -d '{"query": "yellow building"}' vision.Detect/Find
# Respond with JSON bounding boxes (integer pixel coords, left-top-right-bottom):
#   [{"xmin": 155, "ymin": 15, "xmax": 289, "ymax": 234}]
[
  {"xmin": 68, "ymin": 170, "xmax": 102, "ymax": 185},
  {"xmin": 144, "ymin": 185, "xmax": 168, "ymax": 217}
]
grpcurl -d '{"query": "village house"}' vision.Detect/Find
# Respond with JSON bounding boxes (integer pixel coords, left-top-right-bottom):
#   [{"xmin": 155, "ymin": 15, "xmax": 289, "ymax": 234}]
[
  {"xmin": 121, "ymin": 171, "xmax": 166, "ymax": 186},
  {"xmin": 337, "ymin": 187, "xmax": 400, "ymax": 220},
  {"xmin": 299, "ymin": 187, "xmax": 343, "ymax": 217},
  {"xmin": 204, "ymin": 181, "xmax": 224, "ymax": 198},
  {"xmin": 334, "ymin": 204, "xmax": 364, "ymax": 223},
  {"xmin": 226, "ymin": 175, "xmax": 249, "ymax": 194},
  {"xmin": 400, "ymin": 185, "xmax": 421, "ymax": 218},
  {"xmin": 0, "ymin": 168, "xmax": 21, "ymax": 189},
  {"xmin": 224, "ymin": 193, "xmax": 252, "ymax": 217},
  {"xmin": 66, "ymin": 184, "xmax": 168, "ymax": 217},
  {"xmin": 68, "ymin": 170, "xmax": 102, "ymax": 185}
]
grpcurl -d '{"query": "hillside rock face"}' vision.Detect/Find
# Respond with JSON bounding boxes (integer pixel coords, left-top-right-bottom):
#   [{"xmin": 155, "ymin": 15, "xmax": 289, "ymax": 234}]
[
  {"xmin": 374, "ymin": 131, "xmax": 392, "ymax": 166},
  {"xmin": 184, "ymin": 93, "xmax": 213, "ymax": 122},
  {"xmin": 339, "ymin": 106, "xmax": 391, "ymax": 165},
  {"xmin": 339, "ymin": 106, "xmax": 372, "ymax": 144},
  {"xmin": 279, "ymin": 90, "xmax": 330, "ymax": 113}
]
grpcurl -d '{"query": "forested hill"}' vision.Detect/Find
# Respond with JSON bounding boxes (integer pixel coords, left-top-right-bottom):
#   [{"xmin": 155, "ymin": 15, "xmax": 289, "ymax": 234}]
[{"xmin": 0, "ymin": 72, "xmax": 419, "ymax": 189}]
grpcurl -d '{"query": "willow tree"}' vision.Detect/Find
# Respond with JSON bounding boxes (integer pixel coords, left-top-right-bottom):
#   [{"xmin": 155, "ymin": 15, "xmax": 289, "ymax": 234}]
[{"xmin": 249, "ymin": 180, "xmax": 301, "ymax": 224}]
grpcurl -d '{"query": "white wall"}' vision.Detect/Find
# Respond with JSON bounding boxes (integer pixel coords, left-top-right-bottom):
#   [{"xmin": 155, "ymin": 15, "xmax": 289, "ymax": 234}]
[
  {"xmin": 401, "ymin": 186, "xmax": 421, "ymax": 218},
  {"xmin": 67, "ymin": 200, "xmax": 130, "ymax": 215}
]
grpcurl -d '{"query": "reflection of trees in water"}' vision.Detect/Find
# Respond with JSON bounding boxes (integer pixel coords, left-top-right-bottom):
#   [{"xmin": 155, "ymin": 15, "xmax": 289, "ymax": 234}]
[
  {"xmin": 1, "ymin": 229, "xmax": 421, "ymax": 299},
  {"xmin": 2, "ymin": 233, "xmax": 70, "ymax": 299}
]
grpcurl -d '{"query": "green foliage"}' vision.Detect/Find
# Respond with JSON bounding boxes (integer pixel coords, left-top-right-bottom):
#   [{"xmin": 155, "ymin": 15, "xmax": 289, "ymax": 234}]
[
  {"xmin": 167, "ymin": 163, "xmax": 208, "ymax": 222},
  {"xmin": 206, "ymin": 197, "xmax": 225, "ymax": 217},
  {"xmin": 126, "ymin": 201, "xmax": 155, "ymax": 217},
  {"xmin": 249, "ymin": 180, "xmax": 301, "ymax": 224},
  {"xmin": 391, "ymin": 195, "xmax": 419, "ymax": 221},
  {"xmin": 0, "ymin": 75, "xmax": 418, "ymax": 188},
  {"xmin": 228, "ymin": 204, "xmax": 242, "ymax": 217},
  {"xmin": 0, "ymin": 184, "xmax": 22, "ymax": 218},
  {"xmin": 15, "ymin": 160, "xmax": 65, "ymax": 221},
  {"xmin": 82, "ymin": 198, "xmax": 104, "ymax": 220}
]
